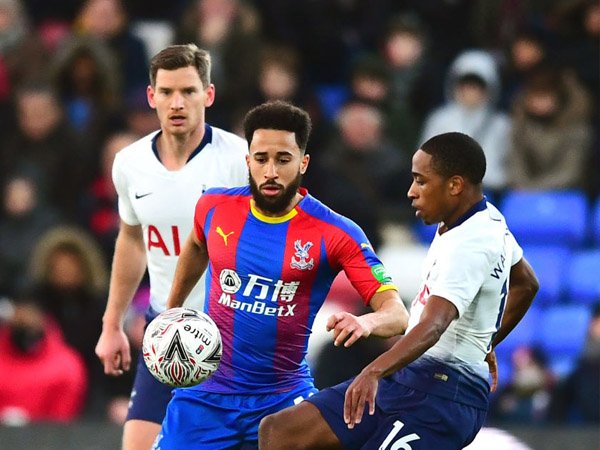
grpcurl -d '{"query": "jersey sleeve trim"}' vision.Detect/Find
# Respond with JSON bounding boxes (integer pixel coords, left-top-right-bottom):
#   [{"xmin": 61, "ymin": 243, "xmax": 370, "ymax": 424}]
[{"xmin": 375, "ymin": 284, "xmax": 398, "ymax": 294}]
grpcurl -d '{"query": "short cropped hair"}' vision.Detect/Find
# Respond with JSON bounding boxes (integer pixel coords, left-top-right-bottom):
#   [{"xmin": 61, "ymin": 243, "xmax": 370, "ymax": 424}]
[
  {"xmin": 420, "ymin": 132, "xmax": 486, "ymax": 184},
  {"xmin": 243, "ymin": 100, "xmax": 312, "ymax": 152},
  {"xmin": 149, "ymin": 43, "xmax": 211, "ymax": 88}
]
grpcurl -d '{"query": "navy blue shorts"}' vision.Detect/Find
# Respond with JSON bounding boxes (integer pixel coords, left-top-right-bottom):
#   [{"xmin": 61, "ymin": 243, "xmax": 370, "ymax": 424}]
[
  {"xmin": 307, "ymin": 378, "xmax": 487, "ymax": 450},
  {"xmin": 126, "ymin": 308, "xmax": 174, "ymax": 424},
  {"xmin": 154, "ymin": 384, "xmax": 318, "ymax": 450}
]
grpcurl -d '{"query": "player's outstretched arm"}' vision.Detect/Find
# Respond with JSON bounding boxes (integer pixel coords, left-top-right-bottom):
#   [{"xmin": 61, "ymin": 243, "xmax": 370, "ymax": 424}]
[
  {"xmin": 490, "ymin": 257, "xmax": 539, "ymax": 349},
  {"xmin": 343, "ymin": 296, "xmax": 457, "ymax": 428},
  {"xmin": 365, "ymin": 290, "xmax": 409, "ymax": 337},
  {"xmin": 96, "ymin": 221, "xmax": 147, "ymax": 376},
  {"xmin": 166, "ymin": 231, "xmax": 209, "ymax": 309},
  {"xmin": 326, "ymin": 290, "xmax": 408, "ymax": 348}
]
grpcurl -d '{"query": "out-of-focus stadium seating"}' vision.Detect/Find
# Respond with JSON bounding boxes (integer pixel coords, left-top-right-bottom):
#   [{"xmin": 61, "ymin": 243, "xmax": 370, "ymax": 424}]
[
  {"xmin": 591, "ymin": 197, "xmax": 600, "ymax": 246},
  {"xmin": 537, "ymin": 304, "xmax": 592, "ymax": 377},
  {"xmin": 501, "ymin": 190, "xmax": 588, "ymax": 247},
  {"xmin": 565, "ymin": 249, "xmax": 600, "ymax": 305},
  {"xmin": 521, "ymin": 245, "xmax": 571, "ymax": 306}
]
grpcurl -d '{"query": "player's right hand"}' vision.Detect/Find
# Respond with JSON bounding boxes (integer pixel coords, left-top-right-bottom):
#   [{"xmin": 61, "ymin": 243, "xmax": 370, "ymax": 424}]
[
  {"xmin": 95, "ymin": 328, "xmax": 131, "ymax": 376},
  {"xmin": 485, "ymin": 350, "xmax": 498, "ymax": 392},
  {"xmin": 343, "ymin": 367, "xmax": 379, "ymax": 429}
]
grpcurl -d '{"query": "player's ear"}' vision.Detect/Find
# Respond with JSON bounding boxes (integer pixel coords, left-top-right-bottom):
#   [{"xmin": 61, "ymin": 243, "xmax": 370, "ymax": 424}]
[
  {"xmin": 448, "ymin": 175, "xmax": 464, "ymax": 195},
  {"xmin": 300, "ymin": 153, "xmax": 310, "ymax": 175},
  {"xmin": 147, "ymin": 85, "xmax": 156, "ymax": 109},
  {"xmin": 204, "ymin": 84, "xmax": 216, "ymax": 107}
]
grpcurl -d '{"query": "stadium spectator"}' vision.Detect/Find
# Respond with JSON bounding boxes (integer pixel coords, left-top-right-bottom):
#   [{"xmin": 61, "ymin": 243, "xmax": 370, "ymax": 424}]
[
  {"xmin": 249, "ymin": 43, "xmax": 327, "ymax": 151},
  {"xmin": 551, "ymin": 0, "xmax": 600, "ymax": 108},
  {"xmin": 253, "ymin": 0, "xmax": 398, "ymax": 84},
  {"xmin": 0, "ymin": 174, "xmax": 60, "ymax": 296},
  {"xmin": 310, "ymin": 99, "xmax": 411, "ymax": 249},
  {"xmin": 508, "ymin": 65, "xmax": 593, "ymax": 190},
  {"xmin": 28, "ymin": 225, "xmax": 110, "ymax": 418},
  {"xmin": 499, "ymin": 30, "xmax": 549, "ymax": 111},
  {"xmin": 0, "ymin": 297, "xmax": 87, "ymax": 424},
  {"xmin": 51, "ymin": 35, "xmax": 122, "ymax": 176},
  {"xmin": 0, "ymin": 82, "xmax": 85, "ymax": 221},
  {"xmin": 420, "ymin": 49, "xmax": 512, "ymax": 198},
  {"xmin": 73, "ymin": 0, "xmax": 149, "ymax": 95},
  {"xmin": 0, "ymin": 0, "xmax": 47, "ymax": 89},
  {"xmin": 377, "ymin": 14, "xmax": 442, "ymax": 153}
]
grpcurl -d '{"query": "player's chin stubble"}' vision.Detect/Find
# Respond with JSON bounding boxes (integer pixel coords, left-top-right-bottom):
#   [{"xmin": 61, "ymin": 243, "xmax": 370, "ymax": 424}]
[{"xmin": 250, "ymin": 172, "xmax": 303, "ymax": 215}]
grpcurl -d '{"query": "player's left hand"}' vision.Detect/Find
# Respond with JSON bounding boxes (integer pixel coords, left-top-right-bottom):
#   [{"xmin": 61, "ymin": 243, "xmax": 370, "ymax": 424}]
[
  {"xmin": 485, "ymin": 350, "xmax": 498, "ymax": 392},
  {"xmin": 343, "ymin": 369, "xmax": 379, "ymax": 429},
  {"xmin": 326, "ymin": 312, "xmax": 372, "ymax": 347}
]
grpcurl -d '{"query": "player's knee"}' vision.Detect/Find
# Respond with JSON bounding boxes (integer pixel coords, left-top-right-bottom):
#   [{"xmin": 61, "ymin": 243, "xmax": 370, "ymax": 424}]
[
  {"xmin": 259, "ymin": 410, "xmax": 295, "ymax": 450},
  {"xmin": 258, "ymin": 412, "xmax": 279, "ymax": 448},
  {"xmin": 122, "ymin": 419, "xmax": 162, "ymax": 450}
]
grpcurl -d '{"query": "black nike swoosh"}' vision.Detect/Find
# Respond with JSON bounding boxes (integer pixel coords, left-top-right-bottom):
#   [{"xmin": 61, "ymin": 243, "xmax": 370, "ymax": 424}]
[{"xmin": 135, "ymin": 192, "xmax": 153, "ymax": 199}]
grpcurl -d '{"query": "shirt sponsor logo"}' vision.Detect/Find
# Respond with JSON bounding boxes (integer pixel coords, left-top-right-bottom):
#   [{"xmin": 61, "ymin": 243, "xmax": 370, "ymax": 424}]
[
  {"xmin": 216, "ymin": 226, "xmax": 234, "ymax": 246},
  {"xmin": 216, "ymin": 270, "xmax": 300, "ymax": 317},
  {"xmin": 290, "ymin": 240, "xmax": 314, "ymax": 270},
  {"xmin": 217, "ymin": 294, "xmax": 297, "ymax": 317},
  {"xmin": 219, "ymin": 269, "xmax": 242, "ymax": 294}
]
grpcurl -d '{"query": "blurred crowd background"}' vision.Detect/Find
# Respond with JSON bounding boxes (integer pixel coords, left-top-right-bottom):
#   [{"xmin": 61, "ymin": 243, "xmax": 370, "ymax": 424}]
[{"xmin": 0, "ymin": 0, "xmax": 598, "ymax": 433}]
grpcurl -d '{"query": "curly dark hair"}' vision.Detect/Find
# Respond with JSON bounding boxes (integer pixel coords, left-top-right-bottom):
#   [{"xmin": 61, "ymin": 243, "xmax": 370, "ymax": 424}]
[{"xmin": 243, "ymin": 100, "xmax": 312, "ymax": 152}]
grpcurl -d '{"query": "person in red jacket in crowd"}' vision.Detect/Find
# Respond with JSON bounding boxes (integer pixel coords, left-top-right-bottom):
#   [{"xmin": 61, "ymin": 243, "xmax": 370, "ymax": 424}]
[{"xmin": 0, "ymin": 296, "xmax": 87, "ymax": 424}]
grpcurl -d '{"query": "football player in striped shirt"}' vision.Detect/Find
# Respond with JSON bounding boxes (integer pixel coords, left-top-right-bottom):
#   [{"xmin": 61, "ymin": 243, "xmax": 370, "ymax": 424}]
[{"xmin": 154, "ymin": 100, "xmax": 409, "ymax": 449}]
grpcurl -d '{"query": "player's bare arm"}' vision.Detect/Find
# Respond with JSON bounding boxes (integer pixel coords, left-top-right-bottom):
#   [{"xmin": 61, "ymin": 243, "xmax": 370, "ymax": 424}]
[
  {"xmin": 165, "ymin": 230, "xmax": 209, "ymax": 309},
  {"xmin": 327, "ymin": 290, "xmax": 408, "ymax": 348},
  {"xmin": 483, "ymin": 257, "xmax": 538, "ymax": 391},
  {"xmin": 490, "ymin": 257, "xmax": 539, "ymax": 348},
  {"xmin": 343, "ymin": 295, "xmax": 457, "ymax": 428},
  {"xmin": 96, "ymin": 221, "xmax": 147, "ymax": 376}
]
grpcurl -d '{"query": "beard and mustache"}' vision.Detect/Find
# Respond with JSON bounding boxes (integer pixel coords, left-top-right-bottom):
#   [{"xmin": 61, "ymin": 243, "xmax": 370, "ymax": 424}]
[{"xmin": 249, "ymin": 171, "xmax": 303, "ymax": 215}]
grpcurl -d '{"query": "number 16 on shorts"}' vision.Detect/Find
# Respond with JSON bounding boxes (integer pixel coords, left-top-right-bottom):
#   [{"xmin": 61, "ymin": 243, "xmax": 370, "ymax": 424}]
[{"xmin": 379, "ymin": 420, "xmax": 421, "ymax": 450}]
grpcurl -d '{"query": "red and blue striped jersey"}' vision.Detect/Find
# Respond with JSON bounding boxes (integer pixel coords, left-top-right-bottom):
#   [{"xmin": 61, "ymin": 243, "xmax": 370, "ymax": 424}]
[{"xmin": 192, "ymin": 186, "xmax": 396, "ymax": 394}]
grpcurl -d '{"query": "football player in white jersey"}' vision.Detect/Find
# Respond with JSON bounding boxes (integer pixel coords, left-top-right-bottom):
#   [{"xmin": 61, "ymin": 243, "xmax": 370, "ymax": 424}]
[
  {"xmin": 259, "ymin": 132, "xmax": 540, "ymax": 450},
  {"xmin": 95, "ymin": 44, "xmax": 248, "ymax": 450}
]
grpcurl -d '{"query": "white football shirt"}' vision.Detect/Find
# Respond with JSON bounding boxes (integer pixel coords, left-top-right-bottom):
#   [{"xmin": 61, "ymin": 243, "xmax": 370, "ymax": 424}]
[
  {"xmin": 408, "ymin": 200, "xmax": 523, "ymax": 370},
  {"xmin": 112, "ymin": 125, "xmax": 248, "ymax": 311}
]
